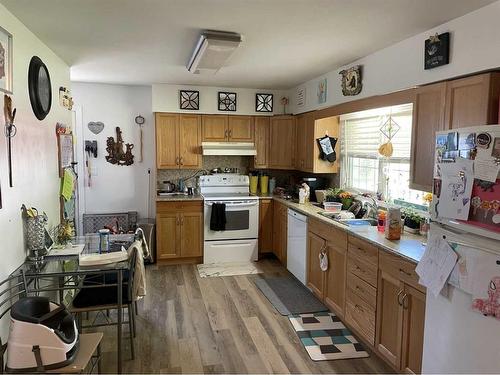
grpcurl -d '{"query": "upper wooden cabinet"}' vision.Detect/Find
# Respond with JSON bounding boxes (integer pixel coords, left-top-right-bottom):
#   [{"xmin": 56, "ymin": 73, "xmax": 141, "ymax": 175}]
[
  {"xmin": 202, "ymin": 115, "xmax": 254, "ymax": 142},
  {"xmin": 410, "ymin": 82, "xmax": 446, "ymax": 192},
  {"xmin": 253, "ymin": 116, "xmax": 270, "ymax": 168},
  {"xmin": 295, "ymin": 113, "xmax": 339, "ymax": 173},
  {"xmin": 156, "ymin": 113, "xmax": 201, "ymax": 169},
  {"xmin": 445, "ymin": 72, "xmax": 500, "ymax": 129},
  {"xmin": 268, "ymin": 115, "xmax": 296, "ymax": 170}
]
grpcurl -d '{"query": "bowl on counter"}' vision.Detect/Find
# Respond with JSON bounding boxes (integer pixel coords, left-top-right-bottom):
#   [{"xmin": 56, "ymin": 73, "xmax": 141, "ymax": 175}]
[{"xmin": 323, "ymin": 202, "xmax": 343, "ymax": 212}]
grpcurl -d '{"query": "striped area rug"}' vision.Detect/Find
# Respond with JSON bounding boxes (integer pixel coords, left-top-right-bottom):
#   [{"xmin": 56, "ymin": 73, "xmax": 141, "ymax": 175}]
[{"xmin": 289, "ymin": 312, "xmax": 369, "ymax": 361}]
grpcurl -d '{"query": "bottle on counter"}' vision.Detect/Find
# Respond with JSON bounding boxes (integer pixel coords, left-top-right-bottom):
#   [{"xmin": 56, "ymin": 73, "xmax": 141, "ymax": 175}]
[
  {"xmin": 385, "ymin": 207, "xmax": 401, "ymax": 240},
  {"xmin": 377, "ymin": 210, "xmax": 386, "ymax": 233}
]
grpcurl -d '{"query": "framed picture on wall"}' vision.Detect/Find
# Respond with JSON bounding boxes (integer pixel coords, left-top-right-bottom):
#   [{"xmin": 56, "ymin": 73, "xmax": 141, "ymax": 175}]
[
  {"xmin": 0, "ymin": 25, "xmax": 13, "ymax": 94},
  {"xmin": 256, "ymin": 93, "xmax": 273, "ymax": 112},
  {"xmin": 179, "ymin": 90, "xmax": 199, "ymax": 110},
  {"xmin": 218, "ymin": 92, "xmax": 237, "ymax": 111}
]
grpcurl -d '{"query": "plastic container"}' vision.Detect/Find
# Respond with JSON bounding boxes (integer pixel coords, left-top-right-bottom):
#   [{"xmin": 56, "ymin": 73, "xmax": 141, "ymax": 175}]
[
  {"xmin": 249, "ymin": 175, "xmax": 258, "ymax": 195},
  {"xmin": 98, "ymin": 228, "xmax": 110, "ymax": 253},
  {"xmin": 260, "ymin": 175, "xmax": 269, "ymax": 195},
  {"xmin": 385, "ymin": 208, "xmax": 401, "ymax": 240},
  {"xmin": 323, "ymin": 202, "xmax": 343, "ymax": 212},
  {"xmin": 268, "ymin": 178, "xmax": 276, "ymax": 195}
]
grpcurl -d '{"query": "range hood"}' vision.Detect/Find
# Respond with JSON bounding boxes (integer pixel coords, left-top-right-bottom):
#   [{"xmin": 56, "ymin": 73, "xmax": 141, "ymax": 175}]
[{"xmin": 202, "ymin": 142, "xmax": 257, "ymax": 156}]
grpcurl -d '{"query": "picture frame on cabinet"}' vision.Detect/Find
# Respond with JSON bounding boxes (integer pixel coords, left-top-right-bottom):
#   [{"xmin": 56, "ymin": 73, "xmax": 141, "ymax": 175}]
[
  {"xmin": 218, "ymin": 91, "xmax": 237, "ymax": 111},
  {"xmin": 0, "ymin": 25, "xmax": 13, "ymax": 94},
  {"xmin": 179, "ymin": 90, "xmax": 199, "ymax": 110},
  {"xmin": 256, "ymin": 93, "xmax": 273, "ymax": 112}
]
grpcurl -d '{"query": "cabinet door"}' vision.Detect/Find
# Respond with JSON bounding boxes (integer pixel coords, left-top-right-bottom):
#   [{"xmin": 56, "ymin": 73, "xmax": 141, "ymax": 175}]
[
  {"xmin": 307, "ymin": 232, "xmax": 325, "ymax": 299},
  {"xmin": 295, "ymin": 114, "xmax": 306, "ymax": 170},
  {"xmin": 401, "ymin": 284, "xmax": 426, "ymax": 374},
  {"xmin": 324, "ymin": 242, "xmax": 346, "ymax": 317},
  {"xmin": 179, "ymin": 211, "xmax": 203, "ymax": 257},
  {"xmin": 202, "ymin": 115, "xmax": 228, "ymax": 141},
  {"xmin": 156, "ymin": 113, "xmax": 179, "ymax": 169},
  {"xmin": 254, "ymin": 117, "xmax": 270, "ymax": 168},
  {"xmin": 179, "ymin": 114, "xmax": 202, "ymax": 169},
  {"xmin": 259, "ymin": 199, "xmax": 273, "ymax": 254},
  {"xmin": 272, "ymin": 202, "xmax": 283, "ymax": 260},
  {"xmin": 445, "ymin": 73, "xmax": 498, "ymax": 129},
  {"xmin": 269, "ymin": 116, "xmax": 296, "ymax": 169},
  {"xmin": 304, "ymin": 114, "xmax": 315, "ymax": 171},
  {"xmin": 279, "ymin": 205, "xmax": 288, "ymax": 264},
  {"xmin": 376, "ymin": 269, "xmax": 404, "ymax": 368},
  {"xmin": 410, "ymin": 82, "xmax": 446, "ymax": 192},
  {"xmin": 228, "ymin": 116, "xmax": 254, "ymax": 142},
  {"xmin": 156, "ymin": 212, "xmax": 179, "ymax": 259}
]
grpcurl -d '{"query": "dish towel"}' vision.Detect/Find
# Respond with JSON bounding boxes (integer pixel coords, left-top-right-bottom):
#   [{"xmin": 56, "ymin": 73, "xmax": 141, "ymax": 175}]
[
  {"xmin": 210, "ymin": 203, "xmax": 227, "ymax": 231},
  {"xmin": 127, "ymin": 241, "xmax": 147, "ymax": 301}
]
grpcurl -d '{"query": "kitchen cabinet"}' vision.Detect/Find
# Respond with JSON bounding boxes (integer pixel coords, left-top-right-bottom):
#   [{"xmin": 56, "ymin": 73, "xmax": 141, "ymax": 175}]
[
  {"xmin": 202, "ymin": 115, "xmax": 254, "ymax": 142},
  {"xmin": 156, "ymin": 113, "xmax": 201, "ymax": 169},
  {"xmin": 376, "ymin": 250, "xmax": 426, "ymax": 374},
  {"xmin": 272, "ymin": 201, "xmax": 288, "ymax": 263},
  {"xmin": 269, "ymin": 116, "xmax": 296, "ymax": 170},
  {"xmin": 307, "ymin": 218, "xmax": 347, "ymax": 316},
  {"xmin": 444, "ymin": 72, "xmax": 500, "ymax": 129},
  {"xmin": 258, "ymin": 198, "xmax": 273, "ymax": 255},
  {"xmin": 410, "ymin": 82, "xmax": 446, "ymax": 192},
  {"xmin": 156, "ymin": 201, "xmax": 203, "ymax": 261},
  {"xmin": 253, "ymin": 116, "xmax": 270, "ymax": 168}
]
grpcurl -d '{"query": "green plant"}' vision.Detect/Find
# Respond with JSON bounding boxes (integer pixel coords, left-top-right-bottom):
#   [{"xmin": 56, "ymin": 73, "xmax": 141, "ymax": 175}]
[
  {"xmin": 402, "ymin": 208, "xmax": 425, "ymax": 229},
  {"xmin": 325, "ymin": 188, "xmax": 343, "ymax": 202}
]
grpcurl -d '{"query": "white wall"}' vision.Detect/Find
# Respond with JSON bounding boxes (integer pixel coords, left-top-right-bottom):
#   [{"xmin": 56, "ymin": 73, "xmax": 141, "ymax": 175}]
[
  {"xmin": 152, "ymin": 84, "xmax": 289, "ymax": 115},
  {"xmin": 72, "ymin": 83, "xmax": 155, "ymax": 219},
  {"xmin": 290, "ymin": 0, "xmax": 500, "ymax": 114},
  {"xmin": 0, "ymin": 3, "xmax": 71, "ymax": 336}
]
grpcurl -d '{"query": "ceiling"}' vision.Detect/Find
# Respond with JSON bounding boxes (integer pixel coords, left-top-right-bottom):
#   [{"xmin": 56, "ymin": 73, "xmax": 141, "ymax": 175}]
[{"xmin": 1, "ymin": 0, "xmax": 496, "ymax": 89}]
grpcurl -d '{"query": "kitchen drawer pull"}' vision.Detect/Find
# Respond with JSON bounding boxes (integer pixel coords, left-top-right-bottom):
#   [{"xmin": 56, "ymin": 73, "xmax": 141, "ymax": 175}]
[{"xmin": 399, "ymin": 268, "xmax": 413, "ymax": 277}]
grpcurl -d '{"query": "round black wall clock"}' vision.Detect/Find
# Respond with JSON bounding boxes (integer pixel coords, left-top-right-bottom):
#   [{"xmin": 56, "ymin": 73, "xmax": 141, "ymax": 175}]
[{"xmin": 28, "ymin": 56, "xmax": 52, "ymax": 120}]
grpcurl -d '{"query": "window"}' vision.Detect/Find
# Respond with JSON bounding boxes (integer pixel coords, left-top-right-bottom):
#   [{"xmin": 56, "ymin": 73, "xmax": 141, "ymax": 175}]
[{"xmin": 340, "ymin": 104, "xmax": 427, "ymax": 205}]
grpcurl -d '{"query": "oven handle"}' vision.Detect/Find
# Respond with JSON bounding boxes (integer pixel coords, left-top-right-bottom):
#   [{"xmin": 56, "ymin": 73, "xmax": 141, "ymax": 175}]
[{"xmin": 204, "ymin": 201, "xmax": 259, "ymax": 207}]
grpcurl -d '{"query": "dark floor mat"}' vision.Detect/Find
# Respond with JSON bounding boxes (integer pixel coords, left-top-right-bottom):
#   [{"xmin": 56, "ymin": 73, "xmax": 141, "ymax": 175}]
[{"xmin": 254, "ymin": 276, "xmax": 328, "ymax": 316}]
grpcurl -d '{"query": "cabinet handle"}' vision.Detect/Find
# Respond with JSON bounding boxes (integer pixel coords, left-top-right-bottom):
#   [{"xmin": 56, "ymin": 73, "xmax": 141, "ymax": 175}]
[
  {"xmin": 179, "ymin": 157, "xmax": 184, "ymax": 165},
  {"xmin": 175, "ymin": 157, "xmax": 179, "ymax": 165},
  {"xmin": 402, "ymin": 293, "xmax": 409, "ymax": 310},
  {"xmin": 176, "ymin": 216, "xmax": 180, "ymax": 226},
  {"xmin": 225, "ymin": 129, "xmax": 228, "ymax": 139},
  {"xmin": 228, "ymin": 129, "xmax": 232, "ymax": 138},
  {"xmin": 397, "ymin": 289, "xmax": 404, "ymax": 306},
  {"xmin": 180, "ymin": 217, "xmax": 184, "ymax": 225}
]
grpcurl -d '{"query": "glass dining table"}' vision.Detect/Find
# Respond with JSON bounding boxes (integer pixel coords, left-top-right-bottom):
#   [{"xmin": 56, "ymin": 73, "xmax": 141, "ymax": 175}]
[{"xmin": 10, "ymin": 234, "xmax": 135, "ymax": 374}]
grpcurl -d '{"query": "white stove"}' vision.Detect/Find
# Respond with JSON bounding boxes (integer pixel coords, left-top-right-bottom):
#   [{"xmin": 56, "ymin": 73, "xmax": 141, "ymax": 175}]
[{"xmin": 199, "ymin": 174, "xmax": 259, "ymax": 264}]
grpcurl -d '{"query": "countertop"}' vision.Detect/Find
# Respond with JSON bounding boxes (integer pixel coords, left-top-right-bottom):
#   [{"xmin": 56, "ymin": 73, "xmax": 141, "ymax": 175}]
[
  {"xmin": 272, "ymin": 197, "xmax": 426, "ymax": 264},
  {"xmin": 156, "ymin": 194, "xmax": 203, "ymax": 202}
]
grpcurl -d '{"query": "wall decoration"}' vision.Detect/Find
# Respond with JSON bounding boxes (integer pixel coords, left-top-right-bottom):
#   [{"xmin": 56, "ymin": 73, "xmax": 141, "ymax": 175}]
[
  {"xmin": 296, "ymin": 87, "xmax": 306, "ymax": 108},
  {"xmin": 424, "ymin": 32, "xmax": 450, "ymax": 70},
  {"xmin": 28, "ymin": 56, "xmax": 52, "ymax": 120},
  {"xmin": 106, "ymin": 126, "xmax": 134, "ymax": 166},
  {"xmin": 59, "ymin": 86, "xmax": 73, "ymax": 110},
  {"xmin": 280, "ymin": 96, "xmax": 289, "ymax": 114},
  {"xmin": 88, "ymin": 121, "xmax": 105, "ymax": 135},
  {"xmin": 218, "ymin": 92, "xmax": 237, "ymax": 111},
  {"xmin": 256, "ymin": 93, "xmax": 273, "ymax": 112},
  {"xmin": 0, "ymin": 25, "xmax": 13, "ymax": 94},
  {"xmin": 57, "ymin": 133, "xmax": 74, "ymax": 177},
  {"xmin": 179, "ymin": 90, "xmax": 199, "ymax": 110},
  {"xmin": 317, "ymin": 78, "xmax": 327, "ymax": 103},
  {"xmin": 3, "ymin": 94, "xmax": 16, "ymax": 187},
  {"xmin": 339, "ymin": 65, "xmax": 362, "ymax": 96},
  {"xmin": 135, "ymin": 114, "xmax": 145, "ymax": 162}
]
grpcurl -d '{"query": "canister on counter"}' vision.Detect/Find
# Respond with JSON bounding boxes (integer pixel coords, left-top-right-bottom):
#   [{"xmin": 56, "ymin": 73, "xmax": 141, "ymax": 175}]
[
  {"xmin": 385, "ymin": 207, "xmax": 401, "ymax": 240},
  {"xmin": 260, "ymin": 175, "xmax": 269, "ymax": 195}
]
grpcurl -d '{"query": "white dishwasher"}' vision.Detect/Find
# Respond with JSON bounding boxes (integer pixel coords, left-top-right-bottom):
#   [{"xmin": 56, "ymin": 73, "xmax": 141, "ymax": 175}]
[{"xmin": 287, "ymin": 208, "xmax": 308, "ymax": 285}]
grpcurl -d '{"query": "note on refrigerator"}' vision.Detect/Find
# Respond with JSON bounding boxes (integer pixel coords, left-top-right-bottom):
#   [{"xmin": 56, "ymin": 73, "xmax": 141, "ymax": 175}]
[
  {"xmin": 436, "ymin": 158, "xmax": 474, "ymax": 220},
  {"xmin": 416, "ymin": 232, "xmax": 458, "ymax": 297},
  {"xmin": 474, "ymin": 159, "xmax": 500, "ymax": 183}
]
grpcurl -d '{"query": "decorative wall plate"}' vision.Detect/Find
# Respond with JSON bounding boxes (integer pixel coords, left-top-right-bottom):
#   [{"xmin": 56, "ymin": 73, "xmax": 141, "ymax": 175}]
[
  {"xmin": 88, "ymin": 121, "xmax": 105, "ymax": 134},
  {"xmin": 256, "ymin": 93, "xmax": 273, "ymax": 112},
  {"xmin": 218, "ymin": 92, "xmax": 237, "ymax": 111},
  {"xmin": 180, "ymin": 90, "xmax": 199, "ymax": 110},
  {"xmin": 28, "ymin": 56, "xmax": 52, "ymax": 120},
  {"xmin": 339, "ymin": 65, "xmax": 362, "ymax": 96}
]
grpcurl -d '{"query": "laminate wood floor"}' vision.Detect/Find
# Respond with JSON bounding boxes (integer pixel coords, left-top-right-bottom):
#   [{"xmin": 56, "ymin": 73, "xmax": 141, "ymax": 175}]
[{"xmin": 96, "ymin": 258, "xmax": 393, "ymax": 374}]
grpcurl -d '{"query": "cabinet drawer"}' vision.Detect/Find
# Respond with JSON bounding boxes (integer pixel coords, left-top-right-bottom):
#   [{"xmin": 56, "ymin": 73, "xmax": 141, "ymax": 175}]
[
  {"xmin": 157, "ymin": 201, "xmax": 202, "ymax": 212},
  {"xmin": 347, "ymin": 273, "xmax": 377, "ymax": 308},
  {"xmin": 345, "ymin": 289, "xmax": 376, "ymax": 345},
  {"xmin": 309, "ymin": 218, "xmax": 347, "ymax": 249},
  {"xmin": 347, "ymin": 255, "xmax": 377, "ymax": 287},
  {"xmin": 348, "ymin": 236, "xmax": 379, "ymax": 266},
  {"xmin": 379, "ymin": 250, "xmax": 424, "ymax": 292}
]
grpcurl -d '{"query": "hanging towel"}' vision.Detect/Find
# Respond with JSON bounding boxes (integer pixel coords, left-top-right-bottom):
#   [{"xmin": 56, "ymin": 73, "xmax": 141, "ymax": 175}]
[
  {"xmin": 210, "ymin": 203, "xmax": 227, "ymax": 231},
  {"xmin": 127, "ymin": 241, "xmax": 147, "ymax": 301}
]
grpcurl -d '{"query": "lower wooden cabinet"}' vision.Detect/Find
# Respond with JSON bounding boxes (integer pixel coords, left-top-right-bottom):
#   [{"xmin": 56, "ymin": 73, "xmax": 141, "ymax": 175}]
[
  {"xmin": 376, "ymin": 250, "xmax": 426, "ymax": 374},
  {"xmin": 156, "ymin": 201, "xmax": 203, "ymax": 261},
  {"xmin": 324, "ymin": 241, "xmax": 347, "ymax": 317},
  {"xmin": 258, "ymin": 199, "xmax": 273, "ymax": 254},
  {"xmin": 307, "ymin": 231, "xmax": 326, "ymax": 299},
  {"xmin": 272, "ymin": 201, "xmax": 288, "ymax": 263}
]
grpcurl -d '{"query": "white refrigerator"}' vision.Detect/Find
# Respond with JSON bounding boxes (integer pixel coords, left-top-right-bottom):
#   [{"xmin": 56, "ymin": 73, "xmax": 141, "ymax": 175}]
[{"xmin": 422, "ymin": 125, "xmax": 500, "ymax": 373}]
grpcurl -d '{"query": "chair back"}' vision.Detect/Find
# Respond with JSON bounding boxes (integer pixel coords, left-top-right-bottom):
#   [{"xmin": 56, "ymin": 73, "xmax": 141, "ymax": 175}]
[
  {"xmin": 126, "ymin": 246, "xmax": 138, "ymax": 302},
  {"xmin": 0, "ymin": 272, "xmax": 28, "ymax": 372}
]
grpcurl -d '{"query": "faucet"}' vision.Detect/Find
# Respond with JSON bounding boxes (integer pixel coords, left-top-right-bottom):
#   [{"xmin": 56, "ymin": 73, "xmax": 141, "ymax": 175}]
[{"xmin": 362, "ymin": 195, "xmax": 379, "ymax": 219}]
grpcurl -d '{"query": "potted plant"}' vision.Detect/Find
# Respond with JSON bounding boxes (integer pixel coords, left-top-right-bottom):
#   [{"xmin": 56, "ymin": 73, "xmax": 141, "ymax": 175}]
[
  {"xmin": 339, "ymin": 191, "xmax": 354, "ymax": 210},
  {"xmin": 402, "ymin": 208, "xmax": 424, "ymax": 234},
  {"xmin": 325, "ymin": 188, "xmax": 343, "ymax": 203}
]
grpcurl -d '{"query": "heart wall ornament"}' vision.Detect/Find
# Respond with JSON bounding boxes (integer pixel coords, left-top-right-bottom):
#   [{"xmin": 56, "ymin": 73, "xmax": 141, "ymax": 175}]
[{"xmin": 88, "ymin": 121, "xmax": 104, "ymax": 135}]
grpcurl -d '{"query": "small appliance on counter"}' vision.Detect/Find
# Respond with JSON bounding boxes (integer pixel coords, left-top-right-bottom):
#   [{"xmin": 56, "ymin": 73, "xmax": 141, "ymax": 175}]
[
  {"xmin": 6, "ymin": 297, "xmax": 79, "ymax": 372},
  {"xmin": 301, "ymin": 177, "xmax": 327, "ymax": 202}
]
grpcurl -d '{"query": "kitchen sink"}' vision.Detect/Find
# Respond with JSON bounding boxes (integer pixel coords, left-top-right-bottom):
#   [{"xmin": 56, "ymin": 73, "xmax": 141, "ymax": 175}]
[{"xmin": 335, "ymin": 218, "xmax": 378, "ymax": 227}]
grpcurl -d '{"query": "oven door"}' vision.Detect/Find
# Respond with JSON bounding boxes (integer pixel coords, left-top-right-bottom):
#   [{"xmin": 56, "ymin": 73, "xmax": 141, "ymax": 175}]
[{"xmin": 204, "ymin": 200, "xmax": 259, "ymax": 241}]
